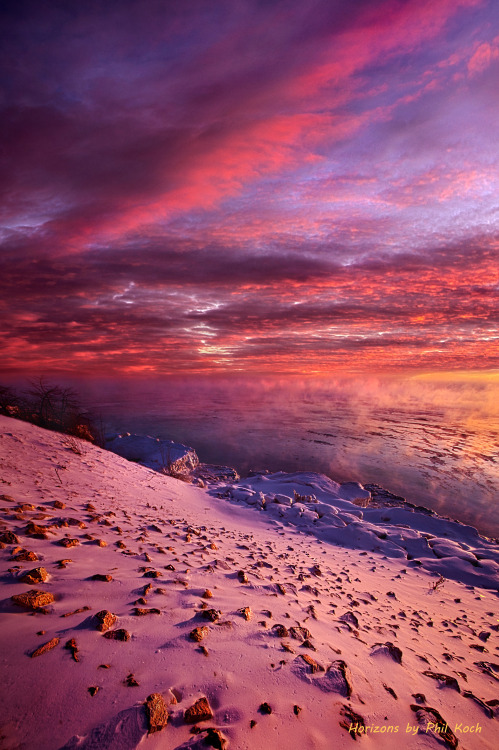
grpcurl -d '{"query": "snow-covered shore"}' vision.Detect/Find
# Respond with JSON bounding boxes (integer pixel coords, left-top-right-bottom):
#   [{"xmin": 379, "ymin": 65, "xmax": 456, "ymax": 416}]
[
  {"xmin": 214, "ymin": 472, "xmax": 499, "ymax": 590},
  {"xmin": 106, "ymin": 429, "xmax": 499, "ymax": 589},
  {"xmin": 0, "ymin": 415, "xmax": 498, "ymax": 749}
]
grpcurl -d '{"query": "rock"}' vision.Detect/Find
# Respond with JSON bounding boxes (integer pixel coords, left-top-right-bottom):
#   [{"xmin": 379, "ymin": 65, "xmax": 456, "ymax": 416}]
[
  {"xmin": 422, "ymin": 670, "xmax": 460, "ymax": 692},
  {"xmin": 25, "ymin": 522, "xmax": 50, "ymax": 539},
  {"xmin": 293, "ymin": 655, "xmax": 353, "ymax": 696},
  {"xmin": 410, "ymin": 705, "xmax": 458, "ymax": 749},
  {"xmin": 0, "ymin": 530, "xmax": 20, "ymax": 544},
  {"xmin": 339, "ymin": 611, "xmax": 359, "ymax": 628},
  {"xmin": 64, "ymin": 638, "xmax": 79, "ymax": 661},
  {"xmin": 205, "ymin": 728, "xmax": 228, "ymax": 749},
  {"xmin": 237, "ymin": 570, "xmax": 248, "ymax": 583},
  {"xmin": 339, "ymin": 704, "xmax": 365, "ymax": 738},
  {"xmin": 53, "ymin": 500, "xmax": 65, "ymax": 509},
  {"xmin": 190, "ymin": 626, "xmax": 209, "ymax": 642},
  {"xmin": 259, "ymin": 702, "xmax": 272, "ymax": 715},
  {"xmin": 60, "ymin": 517, "xmax": 86, "ymax": 529},
  {"xmin": 58, "ymin": 538, "xmax": 79, "ymax": 548},
  {"xmin": 202, "ymin": 589, "xmax": 213, "ymax": 599},
  {"xmin": 238, "ymin": 607, "xmax": 251, "ymax": 621},
  {"xmin": 12, "ymin": 549, "xmax": 38, "ymax": 562},
  {"xmin": 144, "ymin": 693, "xmax": 169, "ymax": 734},
  {"xmin": 30, "ymin": 637, "xmax": 59, "ymax": 657},
  {"xmin": 12, "ymin": 589, "xmax": 55, "ymax": 610},
  {"xmin": 184, "ymin": 696, "xmax": 213, "ymax": 724},
  {"xmin": 294, "ymin": 705, "xmax": 302, "ymax": 716},
  {"xmin": 90, "ymin": 573, "xmax": 113, "ymax": 582},
  {"xmin": 305, "ymin": 604, "xmax": 318, "ymax": 620},
  {"xmin": 383, "ymin": 683, "xmax": 398, "ymax": 699},
  {"xmin": 143, "ymin": 570, "xmax": 161, "ymax": 578},
  {"xmin": 103, "ymin": 628, "xmax": 130, "ymax": 641},
  {"xmin": 289, "ymin": 626, "xmax": 311, "ymax": 641},
  {"xmin": 272, "ymin": 624, "xmax": 289, "ymax": 637},
  {"xmin": 202, "ymin": 609, "xmax": 221, "ymax": 623},
  {"xmin": 88, "ymin": 686, "xmax": 99, "ymax": 697},
  {"xmin": 460, "ymin": 688, "xmax": 493, "ymax": 718},
  {"xmin": 412, "ymin": 693, "xmax": 426, "ymax": 704},
  {"xmin": 133, "ymin": 607, "xmax": 160, "ymax": 615},
  {"xmin": 371, "ymin": 642, "xmax": 402, "ymax": 664},
  {"xmin": 20, "ymin": 567, "xmax": 48, "ymax": 584},
  {"xmin": 56, "ymin": 559, "xmax": 72, "ymax": 568},
  {"xmin": 301, "ymin": 639, "xmax": 316, "ymax": 651},
  {"xmin": 327, "ymin": 661, "xmax": 353, "ymax": 697},
  {"xmin": 125, "ymin": 673, "xmax": 140, "ymax": 687},
  {"xmin": 300, "ymin": 654, "xmax": 324, "ymax": 673},
  {"xmin": 60, "ymin": 606, "xmax": 90, "ymax": 618}
]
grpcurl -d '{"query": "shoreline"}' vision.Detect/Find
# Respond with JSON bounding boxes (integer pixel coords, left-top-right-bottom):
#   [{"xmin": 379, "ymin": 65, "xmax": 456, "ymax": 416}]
[{"xmin": 106, "ymin": 430, "xmax": 499, "ymax": 548}]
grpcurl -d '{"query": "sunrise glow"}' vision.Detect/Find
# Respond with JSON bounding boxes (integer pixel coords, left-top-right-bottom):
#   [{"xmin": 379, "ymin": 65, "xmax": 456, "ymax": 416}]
[{"xmin": 1, "ymin": 0, "xmax": 498, "ymax": 376}]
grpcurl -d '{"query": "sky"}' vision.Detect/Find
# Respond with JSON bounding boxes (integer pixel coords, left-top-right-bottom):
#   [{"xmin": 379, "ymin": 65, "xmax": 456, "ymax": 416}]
[{"xmin": 1, "ymin": 0, "xmax": 498, "ymax": 377}]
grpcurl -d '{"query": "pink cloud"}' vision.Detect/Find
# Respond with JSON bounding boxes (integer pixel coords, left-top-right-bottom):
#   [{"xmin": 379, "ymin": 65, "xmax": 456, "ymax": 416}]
[{"xmin": 468, "ymin": 40, "xmax": 499, "ymax": 75}]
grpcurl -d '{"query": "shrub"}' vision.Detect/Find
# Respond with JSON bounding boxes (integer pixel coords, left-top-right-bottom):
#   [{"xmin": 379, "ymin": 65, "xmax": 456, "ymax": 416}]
[{"xmin": 0, "ymin": 377, "xmax": 98, "ymax": 444}]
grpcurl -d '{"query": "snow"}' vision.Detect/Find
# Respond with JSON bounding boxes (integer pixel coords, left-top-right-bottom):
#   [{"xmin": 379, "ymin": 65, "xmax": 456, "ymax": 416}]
[
  {"xmin": 0, "ymin": 415, "xmax": 498, "ymax": 750},
  {"xmin": 215, "ymin": 471, "xmax": 499, "ymax": 589}
]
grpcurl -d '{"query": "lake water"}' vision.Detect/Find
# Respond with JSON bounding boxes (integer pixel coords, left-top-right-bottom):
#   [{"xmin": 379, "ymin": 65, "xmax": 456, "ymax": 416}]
[{"xmin": 78, "ymin": 374, "xmax": 499, "ymax": 538}]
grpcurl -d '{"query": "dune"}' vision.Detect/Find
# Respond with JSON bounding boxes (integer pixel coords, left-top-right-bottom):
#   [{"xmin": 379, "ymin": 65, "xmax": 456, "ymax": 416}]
[{"xmin": 0, "ymin": 415, "xmax": 497, "ymax": 749}]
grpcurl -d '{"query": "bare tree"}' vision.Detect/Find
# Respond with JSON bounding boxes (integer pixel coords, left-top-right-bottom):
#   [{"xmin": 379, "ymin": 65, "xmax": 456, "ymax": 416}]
[
  {"xmin": 23, "ymin": 377, "xmax": 94, "ymax": 441},
  {"xmin": 26, "ymin": 377, "xmax": 80, "ymax": 430},
  {"xmin": 1, "ymin": 377, "xmax": 97, "ymax": 443}
]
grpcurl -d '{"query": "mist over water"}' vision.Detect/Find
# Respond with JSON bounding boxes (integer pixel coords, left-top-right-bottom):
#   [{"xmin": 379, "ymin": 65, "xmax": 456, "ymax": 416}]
[{"xmin": 74, "ymin": 374, "xmax": 499, "ymax": 538}]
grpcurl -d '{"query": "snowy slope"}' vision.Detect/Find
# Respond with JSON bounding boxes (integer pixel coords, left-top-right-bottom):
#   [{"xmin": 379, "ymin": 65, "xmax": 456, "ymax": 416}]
[{"xmin": 0, "ymin": 415, "xmax": 498, "ymax": 750}]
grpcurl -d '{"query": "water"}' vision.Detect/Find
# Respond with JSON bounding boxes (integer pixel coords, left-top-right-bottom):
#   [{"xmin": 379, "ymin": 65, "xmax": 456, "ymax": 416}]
[{"xmin": 77, "ymin": 374, "xmax": 499, "ymax": 538}]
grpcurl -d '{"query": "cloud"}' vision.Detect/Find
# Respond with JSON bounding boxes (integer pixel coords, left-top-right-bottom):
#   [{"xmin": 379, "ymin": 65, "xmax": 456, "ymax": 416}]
[
  {"xmin": 468, "ymin": 40, "xmax": 499, "ymax": 76},
  {"xmin": 1, "ymin": 229, "xmax": 497, "ymax": 374},
  {"xmin": 1, "ymin": 0, "xmax": 498, "ymax": 374}
]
